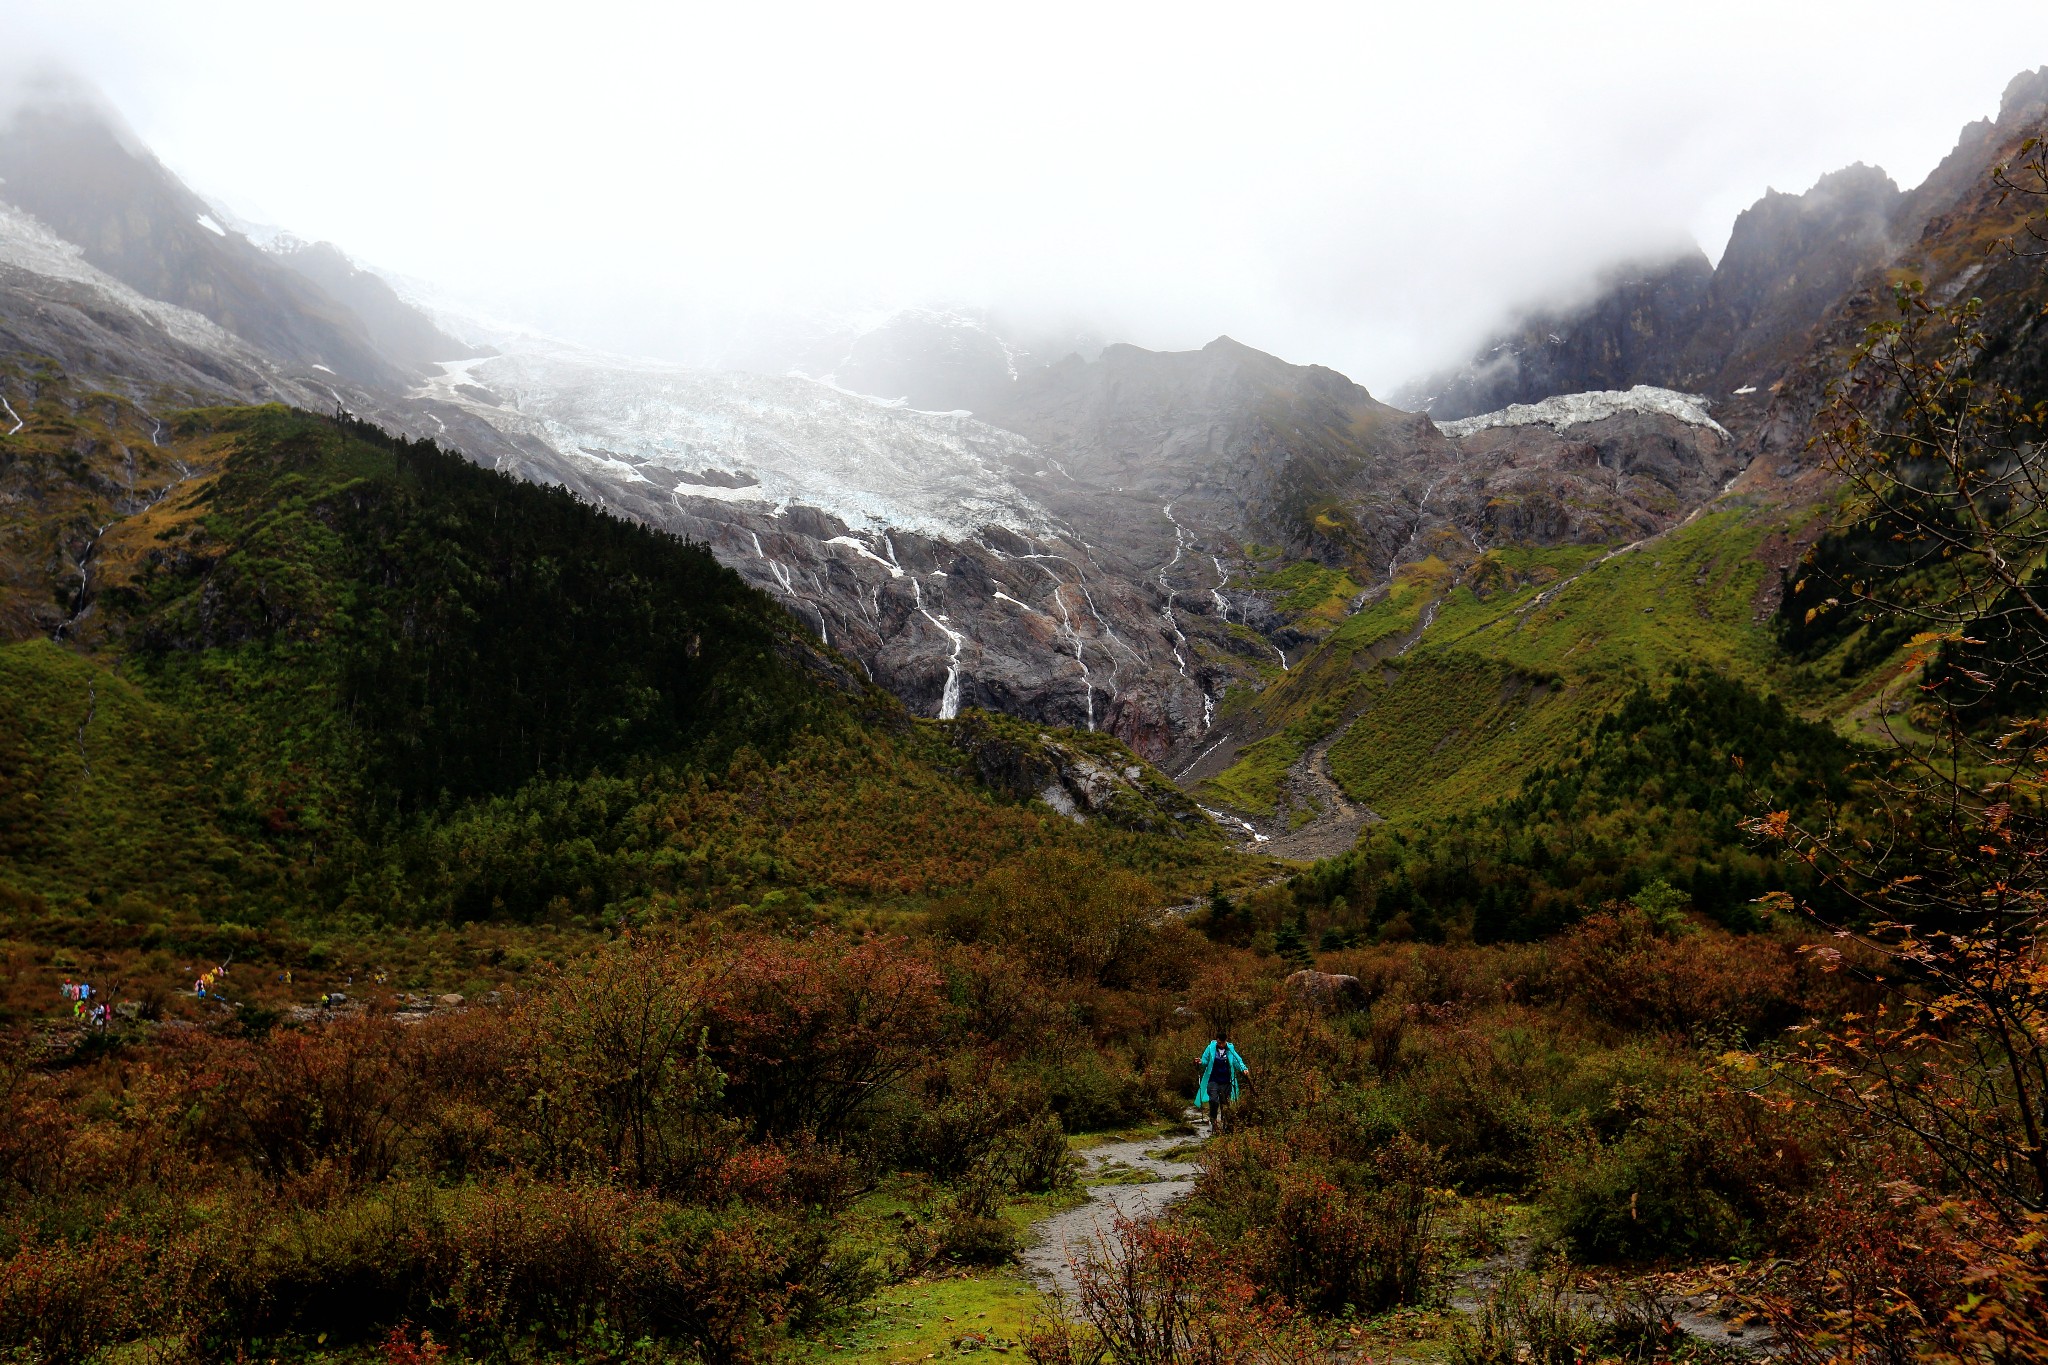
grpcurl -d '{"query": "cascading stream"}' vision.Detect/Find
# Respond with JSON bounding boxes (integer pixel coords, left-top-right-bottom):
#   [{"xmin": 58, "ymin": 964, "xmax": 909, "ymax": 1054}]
[
  {"xmin": 53, "ymin": 458, "xmax": 200, "ymax": 643},
  {"xmin": 1037, "ymin": 570, "xmax": 1098, "ymax": 730},
  {"xmin": 1177, "ymin": 732, "xmax": 1231, "ymax": 780},
  {"xmin": 1387, "ymin": 476, "xmax": 1446, "ymax": 583},
  {"xmin": 910, "ymin": 578, "xmax": 967, "ymax": 720},
  {"xmin": 1156, "ymin": 504, "xmax": 1191, "ymax": 679}
]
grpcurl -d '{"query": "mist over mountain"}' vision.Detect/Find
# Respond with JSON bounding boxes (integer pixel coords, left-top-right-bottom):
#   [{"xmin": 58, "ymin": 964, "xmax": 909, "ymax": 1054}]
[
  {"xmin": 1401, "ymin": 68, "xmax": 2048, "ymax": 428},
  {"xmin": 3, "ymin": 58, "xmax": 2046, "ymax": 841}
]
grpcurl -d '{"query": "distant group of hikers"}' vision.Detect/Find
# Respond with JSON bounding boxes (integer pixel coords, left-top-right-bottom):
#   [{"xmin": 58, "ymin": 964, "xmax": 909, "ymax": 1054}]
[
  {"xmin": 193, "ymin": 960, "xmax": 232, "ymax": 1002},
  {"xmin": 58, "ymin": 980, "xmax": 111, "ymax": 1029},
  {"xmin": 49, "ymin": 959, "xmax": 402, "ymax": 1028}
]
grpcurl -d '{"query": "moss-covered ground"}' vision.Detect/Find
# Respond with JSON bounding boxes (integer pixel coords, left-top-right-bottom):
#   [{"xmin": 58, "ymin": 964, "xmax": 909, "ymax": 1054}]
[{"xmin": 791, "ymin": 1271, "xmax": 1044, "ymax": 1362}]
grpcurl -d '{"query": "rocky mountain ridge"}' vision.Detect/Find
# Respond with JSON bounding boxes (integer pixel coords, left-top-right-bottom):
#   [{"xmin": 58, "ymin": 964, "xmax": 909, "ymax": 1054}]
[{"xmin": 1401, "ymin": 67, "xmax": 2048, "ymax": 433}]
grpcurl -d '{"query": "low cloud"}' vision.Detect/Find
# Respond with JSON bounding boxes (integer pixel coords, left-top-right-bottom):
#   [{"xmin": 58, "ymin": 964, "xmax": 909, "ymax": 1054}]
[{"xmin": 11, "ymin": 0, "xmax": 2047, "ymax": 393}]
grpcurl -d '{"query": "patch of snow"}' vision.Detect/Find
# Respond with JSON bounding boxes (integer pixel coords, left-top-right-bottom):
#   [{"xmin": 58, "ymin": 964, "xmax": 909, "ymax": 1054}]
[
  {"xmin": 824, "ymin": 535, "xmax": 905, "ymax": 577},
  {"xmin": 1435, "ymin": 385, "xmax": 1729, "ymax": 440},
  {"xmin": 194, "ymin": 214, "xmax": 226, "ymax": 236}
]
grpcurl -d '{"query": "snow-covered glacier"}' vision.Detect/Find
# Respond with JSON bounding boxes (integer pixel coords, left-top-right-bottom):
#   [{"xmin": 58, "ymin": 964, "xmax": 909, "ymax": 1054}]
[{"xmin": 414, "ymin": 344, "xmax": 1055, "ymax": 540}]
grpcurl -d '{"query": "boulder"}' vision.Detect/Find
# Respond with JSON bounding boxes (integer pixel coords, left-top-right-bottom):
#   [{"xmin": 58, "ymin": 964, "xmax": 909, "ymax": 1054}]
[{"xmin": 1282, "ymin": 969, "xmax": 1368, "ymax": 1013}]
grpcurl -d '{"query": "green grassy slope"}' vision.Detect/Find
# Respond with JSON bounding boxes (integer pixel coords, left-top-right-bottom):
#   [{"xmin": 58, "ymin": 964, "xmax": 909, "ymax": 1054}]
[
  {"xmin": 1329, "ymin": 507, "xmax": 1817, "ymax": 822},
  {"xmin": 0, "ymin": 639, "xmax": 273, "ymax": 911},
  {"xmin": 1185, "ymin": 490, "xmax": 1940, "ymax": 942}
]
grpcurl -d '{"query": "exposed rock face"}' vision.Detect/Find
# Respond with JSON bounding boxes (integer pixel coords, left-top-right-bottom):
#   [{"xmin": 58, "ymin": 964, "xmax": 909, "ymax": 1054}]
[
  {"xmin": 1400, "ymin": 251, "xmax": 1713, "ymax": 421},
  {"xmin": 1736, "ymin": 66, "xmax": 2048, "ymax": 506},
  {"xmin": 1403, "ymin": 164, "xmax": 1907, "ymax": 434},
  {"xmin": 0, "ymin": 198, "xmax": 331, "ymax": 409},
  {"xmin": 1432, "ymin": 389, "xmax": 1741, "ymax": 547},
  {"xmin": 942, "ymin": 712, "xmax": 1214, "ymax": 835},
  {"xmin": 1674, "ymin": 163, "xmax": 1901, "ymax": 405},
  {"xmin": 983, "ymin": 336, "xmax": 1447, "ymax": 568},
  {"xmin": 0, "ymin": 98, "xmax": 442, "ymax": 390}
]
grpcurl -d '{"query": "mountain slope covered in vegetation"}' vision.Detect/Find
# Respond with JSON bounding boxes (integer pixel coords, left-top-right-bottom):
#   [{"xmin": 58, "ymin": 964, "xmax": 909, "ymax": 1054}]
[{"xmin": 0, "ymin": 393, "xmax": 1234, "ymax": 981}]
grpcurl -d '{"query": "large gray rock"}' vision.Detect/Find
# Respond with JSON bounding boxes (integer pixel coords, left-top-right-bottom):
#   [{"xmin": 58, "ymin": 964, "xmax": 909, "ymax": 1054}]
[{"xmin": 1282, "ymin": 969, "xmax": 1368, "ymax": 1013}]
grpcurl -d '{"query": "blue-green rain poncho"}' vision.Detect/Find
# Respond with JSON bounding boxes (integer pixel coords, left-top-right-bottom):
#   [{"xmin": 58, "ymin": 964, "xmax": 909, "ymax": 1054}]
[{"xmin": 1195, "ymin": 1040, "xmax": 1249, "ymax": 1105}]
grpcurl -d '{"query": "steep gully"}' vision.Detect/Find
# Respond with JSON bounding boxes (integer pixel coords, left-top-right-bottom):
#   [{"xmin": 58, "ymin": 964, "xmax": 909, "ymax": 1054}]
[{"xmin": 52, "ymin": 446, "xmax": 196, "ymax": 644}]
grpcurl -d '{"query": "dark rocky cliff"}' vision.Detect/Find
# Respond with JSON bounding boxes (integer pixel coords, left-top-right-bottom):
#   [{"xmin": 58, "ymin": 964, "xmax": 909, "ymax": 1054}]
[
  {"xmin": 1403, "ymin": 162, "xmax": 1911, "ymax": 433},
  {"xmin": 1398, "ymin": 251, "xmax": 1712, "ymax": 421}
]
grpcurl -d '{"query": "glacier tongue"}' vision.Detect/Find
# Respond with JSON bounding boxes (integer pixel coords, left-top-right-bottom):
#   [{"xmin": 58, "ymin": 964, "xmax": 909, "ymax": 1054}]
[
  {"xmin": 1433, "ymin": 385, "xmax": 1729, "ymax": 439},
  {"xmin": 414, "ymin": 345, "xmax": 1054, "ymax": 540}
]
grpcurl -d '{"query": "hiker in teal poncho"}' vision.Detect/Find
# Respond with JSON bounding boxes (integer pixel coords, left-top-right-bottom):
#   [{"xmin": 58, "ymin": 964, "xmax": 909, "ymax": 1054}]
[{"xmin": 1196, "ymin": 1037, "xmax": 1248, "ymax": 1133}]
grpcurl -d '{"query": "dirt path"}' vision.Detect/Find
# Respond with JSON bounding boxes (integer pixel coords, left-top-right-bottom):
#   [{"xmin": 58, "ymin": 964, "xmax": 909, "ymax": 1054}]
[
  {"xmin": 1020, "ymin": 1120, "xmax": 1208, "ymax": 1302},
  {"xmin": 1261, "ymin": 727, "xmax": 1378, "ymax": 861}
]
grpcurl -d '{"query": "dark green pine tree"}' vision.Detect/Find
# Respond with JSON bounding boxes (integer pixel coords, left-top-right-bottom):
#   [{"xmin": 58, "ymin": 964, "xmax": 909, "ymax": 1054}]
[{"xmin": 1274, "ymin": 915, "xmax": 1314, "ymax": 971}]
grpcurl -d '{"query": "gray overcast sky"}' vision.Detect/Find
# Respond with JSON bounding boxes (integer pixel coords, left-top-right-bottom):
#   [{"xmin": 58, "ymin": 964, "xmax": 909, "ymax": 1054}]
[{"xmin": 12, "ymin": 0, "xmax": 2048, "ymax": 391}]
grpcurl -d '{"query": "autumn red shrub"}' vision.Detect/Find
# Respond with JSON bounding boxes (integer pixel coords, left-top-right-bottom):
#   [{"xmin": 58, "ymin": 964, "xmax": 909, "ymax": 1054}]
[
  {"xmin": 700, "ymin": 930, "xmax": 947, "ymax": 1138},
  {"xmin": 936, "ymin": 941, "xmax": 1067, "ymax": 1053},
  {"xmin": 0, "ymin": 1230, "xmax": 151, "ymax": 1363},
  {"xmin": 1254, "ymin": 1135, "xmax": 1444, "ymax": 1315},
  {"xmin": 1541, "ymin": 1069, "xmax": 1814, "ymax": 1261},
  {"xmin": 1025, "ymin": 1216, "xmax": 1338, "ymax": 1365},
  {"xmin": 510, "ymin": 933, "xmax": 736, "ymax": 1194},
  {"xmin": 380, "ymin": 1321, "xmax": 449, "ymax": 1364},
  {"xmin": 0, "ymin": 1058, "xmax": 76, "ymax": 1203},
  {"xmin": 202, "ymin": 1012, "xmax": 413, "ymax": 1187},
  {"xmin": 887, "ymin": 1049, "xmax": 1056, "ymax": 1180},
  {"xmin": 1764, "ymin": 1166, "xmax": 1978, "ymax": 1363},
  {"xmin": 956, "ymin": 847, "xmax": 1187, "ymax": 988},
  {"xmin": 1545, "ymin": 907, "xmax": 1808, "ymax": 1040}
]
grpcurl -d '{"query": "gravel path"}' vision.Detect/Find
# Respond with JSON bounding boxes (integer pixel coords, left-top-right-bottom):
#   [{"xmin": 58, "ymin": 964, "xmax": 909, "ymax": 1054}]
[
  {"xmin": 1261, "ymin": 726, "xmax": 1378, "ymax": 861},
  {"xmin": 1019, "ymin": 1119, "xmax": 1207, "ymax": 1301}
]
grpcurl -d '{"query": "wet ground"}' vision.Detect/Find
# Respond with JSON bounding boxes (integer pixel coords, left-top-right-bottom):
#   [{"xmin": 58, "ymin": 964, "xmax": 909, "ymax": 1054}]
[{"xmin": 1018, "ymin": 1117, "xmax": 1207, "ymax": 1301}]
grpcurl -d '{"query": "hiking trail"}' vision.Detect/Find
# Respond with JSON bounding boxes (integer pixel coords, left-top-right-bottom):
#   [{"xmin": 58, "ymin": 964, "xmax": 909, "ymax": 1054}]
[{"xmin": 1020, "ymin": 1117, "xmax": 1208, "ymax": 1303}]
